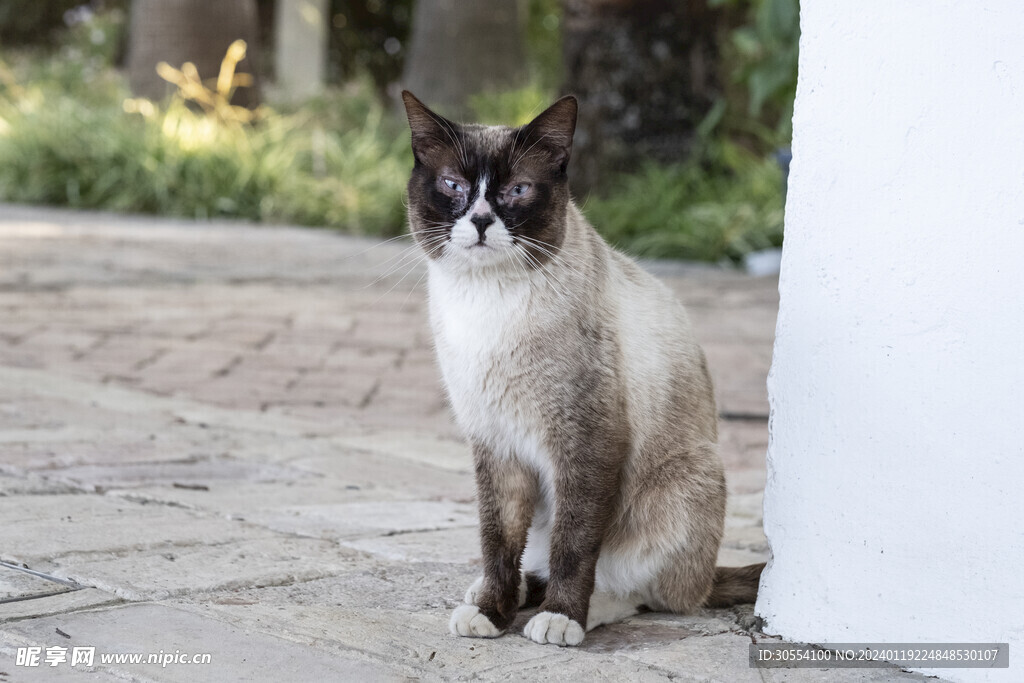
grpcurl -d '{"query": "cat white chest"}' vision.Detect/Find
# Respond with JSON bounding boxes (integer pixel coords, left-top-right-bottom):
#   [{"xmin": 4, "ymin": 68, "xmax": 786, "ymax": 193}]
[{"xmin": 426, "ymin": 264, "xmax": 544, "ymax": 460}]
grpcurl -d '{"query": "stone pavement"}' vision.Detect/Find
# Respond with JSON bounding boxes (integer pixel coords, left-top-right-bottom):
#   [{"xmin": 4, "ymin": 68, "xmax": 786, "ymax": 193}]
[{"xmin": 0, "ymin": 206, "xmax": 928, "ymax": 681}]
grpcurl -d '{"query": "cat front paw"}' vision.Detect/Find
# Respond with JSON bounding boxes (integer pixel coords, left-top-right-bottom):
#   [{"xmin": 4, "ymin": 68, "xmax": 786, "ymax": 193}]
[
  {"xmin": 464, "ymin": 576, "xmax": 484, "ymax": 605},
  {"xmin": 449, "ymin": 604, "xmax": 502, "ymax": 638},
  {"xmin": 522, "ymin": 611, "xmax": 584, "ymax": 646}
]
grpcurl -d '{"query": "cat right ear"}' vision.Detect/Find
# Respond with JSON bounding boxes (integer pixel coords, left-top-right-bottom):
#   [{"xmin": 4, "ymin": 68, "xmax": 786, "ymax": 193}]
[
  {"xmin": 522, "ymin": 95, "xmax": 578, "ymax": 173},
  {"xmin": 401, "ymin": 91, "xmax": 458, "ymax": 165}
]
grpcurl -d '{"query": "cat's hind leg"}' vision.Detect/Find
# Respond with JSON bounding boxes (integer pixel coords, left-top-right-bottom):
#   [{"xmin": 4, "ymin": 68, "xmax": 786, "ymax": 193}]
[{"xmin": 585, "ymin": 591, "xmax": 644, "ymax": 631}]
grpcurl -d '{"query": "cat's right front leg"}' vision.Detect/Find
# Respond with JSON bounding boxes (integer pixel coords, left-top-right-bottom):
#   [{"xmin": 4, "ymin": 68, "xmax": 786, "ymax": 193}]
[
  {"xmin": 463, "ymin": 571, "xmax": 528, "ymax": 608},
  {"xmin": 449, "ymin": 444, "xmax": 538, "ymax": 639}
]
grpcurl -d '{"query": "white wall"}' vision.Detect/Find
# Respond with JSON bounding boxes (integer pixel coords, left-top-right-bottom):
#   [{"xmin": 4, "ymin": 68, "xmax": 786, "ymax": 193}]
[{"xmin": 758, "ymin": 2, "xmax": 1024, "ymax": 681}]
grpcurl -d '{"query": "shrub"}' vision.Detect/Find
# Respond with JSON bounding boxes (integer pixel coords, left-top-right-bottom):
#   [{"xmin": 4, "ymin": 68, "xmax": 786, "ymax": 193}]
[
  {"xmin": 0, "ymin": 50, "xmax": 410, "ymax": 235},
  {"xmin": 584, "ymin": 141, "xmax": 784, "ymax": 263}
]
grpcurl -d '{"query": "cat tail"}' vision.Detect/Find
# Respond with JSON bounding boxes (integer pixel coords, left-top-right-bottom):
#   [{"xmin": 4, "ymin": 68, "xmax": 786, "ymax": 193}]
[{"xmin": 703, "ymin": 562, "xmax": 766, "ymax": 607}]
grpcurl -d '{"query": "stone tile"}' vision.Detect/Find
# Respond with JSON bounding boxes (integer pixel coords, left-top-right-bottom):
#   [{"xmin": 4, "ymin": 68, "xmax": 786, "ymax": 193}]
[
  {"xmin": 340, "ymin": 526, "xmax": 480, "ymax": 564},
  {"xmin": 189, "ymin": 602, "xmax": 559, "ymax": 680},
  {"xmin": 1, "ymin": 494, "xmax": 270, "ymax": 567},
  {"xmin": 38, "ymin": 537, "xmax": 366, "ymax": 601},
  {"xmin": 0, "ymin": 588, "xmax": 121, "ymax": 623},
  {"xmin": 329, "ymin": 431, "xmax": 472, "ymax": 472},
  {"xmin": 0, "ymin": 565, "xmax": 73, "ymax": 602},
  {"xmin": 285, "ymin": 449, "xmax": 474, "ymax": 501},
  {"xmin": 727, "ymin": 491, "xmax": 764, "ymax": 525},
  {"xmin": 244, "ymin": 500, "xmax": 477, "ymax": 542},
  {"xmin": 721, "ymin": 525, "xmax": 769, "ymax": 553},
  {"xmin": 2, "ymin": 602, "xmax": 409, "ymax": 681}
]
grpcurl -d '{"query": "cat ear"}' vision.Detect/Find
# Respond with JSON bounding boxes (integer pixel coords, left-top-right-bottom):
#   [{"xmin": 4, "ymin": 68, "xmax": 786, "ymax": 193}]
[
  {"xmin": 522, "ymin": 95, "xmax": 578, "ymax": 172},
  {"xmin": 401, "ymin": 90, "xmax": 459, "ymax": 165}
]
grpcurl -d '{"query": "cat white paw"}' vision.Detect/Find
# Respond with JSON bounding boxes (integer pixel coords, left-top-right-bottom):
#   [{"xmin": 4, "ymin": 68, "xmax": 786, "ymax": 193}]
[
  {"xmin": 464, "ymin": 576, "xmax": 485, "ymax": 605},
  {"xmin": 449, "ymin": 604, "xmax": 502, "ymax": 638},
  {"xmin": 463, "ymin": 572, "xmax": 528, "ymax": 606},
  {"xmin": 522, "ymin": 611, "xmax": 585, "ymax": 646}
]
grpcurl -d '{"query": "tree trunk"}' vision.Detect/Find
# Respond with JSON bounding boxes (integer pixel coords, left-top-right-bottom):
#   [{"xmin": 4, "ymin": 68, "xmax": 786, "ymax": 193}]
[
  {"xmin": 128, "ymin": 0, "xmax": 262, "ymax": 108},
  {"xmin": 274, "ymin": 0, "xmax": 328, "ymax": 101},
  {"xmin": 562, "ymin": 0, "xmax": 721, "ymax": 195},
  {"xmin": 402, "ymin": 0, "xmax": 526, "ymax": 118}
]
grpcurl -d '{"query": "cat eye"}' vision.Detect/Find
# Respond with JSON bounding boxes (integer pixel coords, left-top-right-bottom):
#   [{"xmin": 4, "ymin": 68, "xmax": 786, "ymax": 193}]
[
  {"xmin": 441, "ymin": 177, "xmax": 466, "ymax": 193},
  {"xmin": 500, "ymin": 183, "xmax": 532, "ymax": 204}
]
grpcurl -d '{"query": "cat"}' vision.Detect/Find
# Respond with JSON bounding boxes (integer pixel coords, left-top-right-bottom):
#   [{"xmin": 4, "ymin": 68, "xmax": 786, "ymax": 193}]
[{"xmin": 401, "ymin": 91, "xmax": 765, "ymax": 646}]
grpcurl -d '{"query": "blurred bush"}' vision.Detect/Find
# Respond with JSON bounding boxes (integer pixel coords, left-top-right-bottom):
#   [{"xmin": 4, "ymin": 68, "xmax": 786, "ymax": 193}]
[
  {"xmin": 324, "ymin": 0, "xmax": 412, "ymax": 89},
  {"xmin": 0, "ymin": 24, "xmax": 409, "ymax": 235},
  {"xmin": 1, "ymin": 0, "xmax": 98, "ymax": 46},
  {"xmin": 711, "ymin": 0, "xmax": 799, "ymax": 147},
  {"xmin": 468, "ymin": 85, "xmax": 554, "ymax": 127},
  {"xmin": 585, "ymin": 141, "xmax": 784, "ymax": 262},
  {"xmin": 0, "ymin": 0, "xmax": 797, "ymax": 263}
]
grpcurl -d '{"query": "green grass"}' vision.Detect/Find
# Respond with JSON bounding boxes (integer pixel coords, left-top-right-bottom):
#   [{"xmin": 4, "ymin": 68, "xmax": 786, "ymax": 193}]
[{"xmin": 583, "ymin": 142, "xmax": 784, "ymax": 262}]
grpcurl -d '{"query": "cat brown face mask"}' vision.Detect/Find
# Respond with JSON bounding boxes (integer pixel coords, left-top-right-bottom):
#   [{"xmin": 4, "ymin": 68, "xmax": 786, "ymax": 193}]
[
  {"xmin": 402, "ymin": 91, "xmax": 575, "ymax": 273},
  {"xmin": 403, "ymin": 92, "xmax": 763, "ymax": 647}
]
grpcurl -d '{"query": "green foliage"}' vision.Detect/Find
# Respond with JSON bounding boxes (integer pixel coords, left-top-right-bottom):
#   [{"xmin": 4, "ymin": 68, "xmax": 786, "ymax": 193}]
[
  {"xmin": 585, "ymin": 141, "xmax": 784, "ymax": 263},
  {"xmin": 524, "ymin": 0, "xmax": 563, "ymax": 91},
  {"xmin": 581, "ymin": 0, "xmax": 797, "ymax": 262},
  {"xmin": 0, "ymin": 0, "xmax": 82, "ymax": 46},
  {"xmin": 0, "ymin": 50, "xmax": 409, "ymax": 235},
  {"xmin": 0, "ymin": 1, "xmax": 795, "ymax": 263},
  {"xmin": 710, "ymin": 0, "xmax": 800, "ymax": 146},
  {"xmin": 325, "ymin": 0, "xmax": 412, "ymax": 88}
]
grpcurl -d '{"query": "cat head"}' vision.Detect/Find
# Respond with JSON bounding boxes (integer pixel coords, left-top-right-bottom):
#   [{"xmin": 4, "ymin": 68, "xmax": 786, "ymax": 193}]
[{"xmin": 401, "ymin": 91, "xmax": 577, "ymax": 273}]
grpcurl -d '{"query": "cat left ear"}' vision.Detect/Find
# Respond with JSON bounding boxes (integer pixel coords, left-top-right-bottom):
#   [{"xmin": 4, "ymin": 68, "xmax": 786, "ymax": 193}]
[
  {"xmin": 522, "ymin": 95, "xmax": 578, "ymax": 172},
  {"xmin": 401, "ymin": 90, "xmax": 459, "ymax": 164}
]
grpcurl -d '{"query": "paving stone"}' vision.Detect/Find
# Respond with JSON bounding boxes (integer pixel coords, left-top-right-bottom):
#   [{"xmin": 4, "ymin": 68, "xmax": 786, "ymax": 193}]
[
  {"xmin": 0, "ymin": 566, "xmax": 73, "ymax": 602},
  {"xmin": 36, "ymin": 537, "xmax": 367, "ymax": 602},
  {"xmin": 285, "ymin": 449, "xmax": 474, "ymax": 501},
  {"xmin": 0, "ymin": 588, "xmax": 121, "ymax": 623},
  {"xmin": 340, "ymin": 527, "xmax": 481, "ymax": 564},
  {"xmin": 329, "ymin": 432, "xmax": 471, "ymax": 472},
  {"xmin": 45, "ymin": 457, "xmax": 317, "ymax": 491},
  {"xmin": 240, "ymin": 500, "xmax": 477, "ymax": 542},
  {"xmin": 1, "ymin": 602, "xmax": 408, "ymax": 681},
  {"xmin": 0, "ymin": 494, "xmax": 270, "ymax": 567}
]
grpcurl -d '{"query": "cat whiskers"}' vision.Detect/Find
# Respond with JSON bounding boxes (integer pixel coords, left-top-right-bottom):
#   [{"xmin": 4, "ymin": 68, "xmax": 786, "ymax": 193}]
[
  {"xmin": 514, "ymin": 244, "xmax": 574, "ymax": 306},
  {"xmin": 515, "ymin": 233, "xmax": 588, "ymax": 282},
  {"xmin": 399, "ymin": 237, "xmax": 449, "ymax": 310},
  {"xmin": 369, "ymin": 234, "xmax": 449, "ymax": 307},
  {"xmin": 334, "ymin": 218, "xmax": 448, "ymax": 280},
  {"xmin": 509, "ymin": 237, "xmax": 575, "ymax": 304},
  {"xmin": 365, "ymin": 230, "xmax": 449, "ymax": 289}
]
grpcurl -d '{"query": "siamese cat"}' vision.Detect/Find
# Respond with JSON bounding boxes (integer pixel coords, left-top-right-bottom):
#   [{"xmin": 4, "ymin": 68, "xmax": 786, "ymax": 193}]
[{"xmin": 401, "ymin": 91, "xmax": 764, "ymax": 647}]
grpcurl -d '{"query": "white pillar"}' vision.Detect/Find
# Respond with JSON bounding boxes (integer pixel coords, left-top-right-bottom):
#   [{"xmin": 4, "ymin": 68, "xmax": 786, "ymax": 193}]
[
  {"xmin": 759, "ymin": 2, "xmax": 1024, "ymax": 682},
  {"xmin": 274, "ymin": 0, "xmax": 328, "ymax": 101}
]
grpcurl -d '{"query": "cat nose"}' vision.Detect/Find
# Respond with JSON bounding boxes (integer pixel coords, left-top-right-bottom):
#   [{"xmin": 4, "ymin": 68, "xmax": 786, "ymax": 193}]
[{"xmin": 470, "ymin": 212, "xmax": 495, "ymax": 241}]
